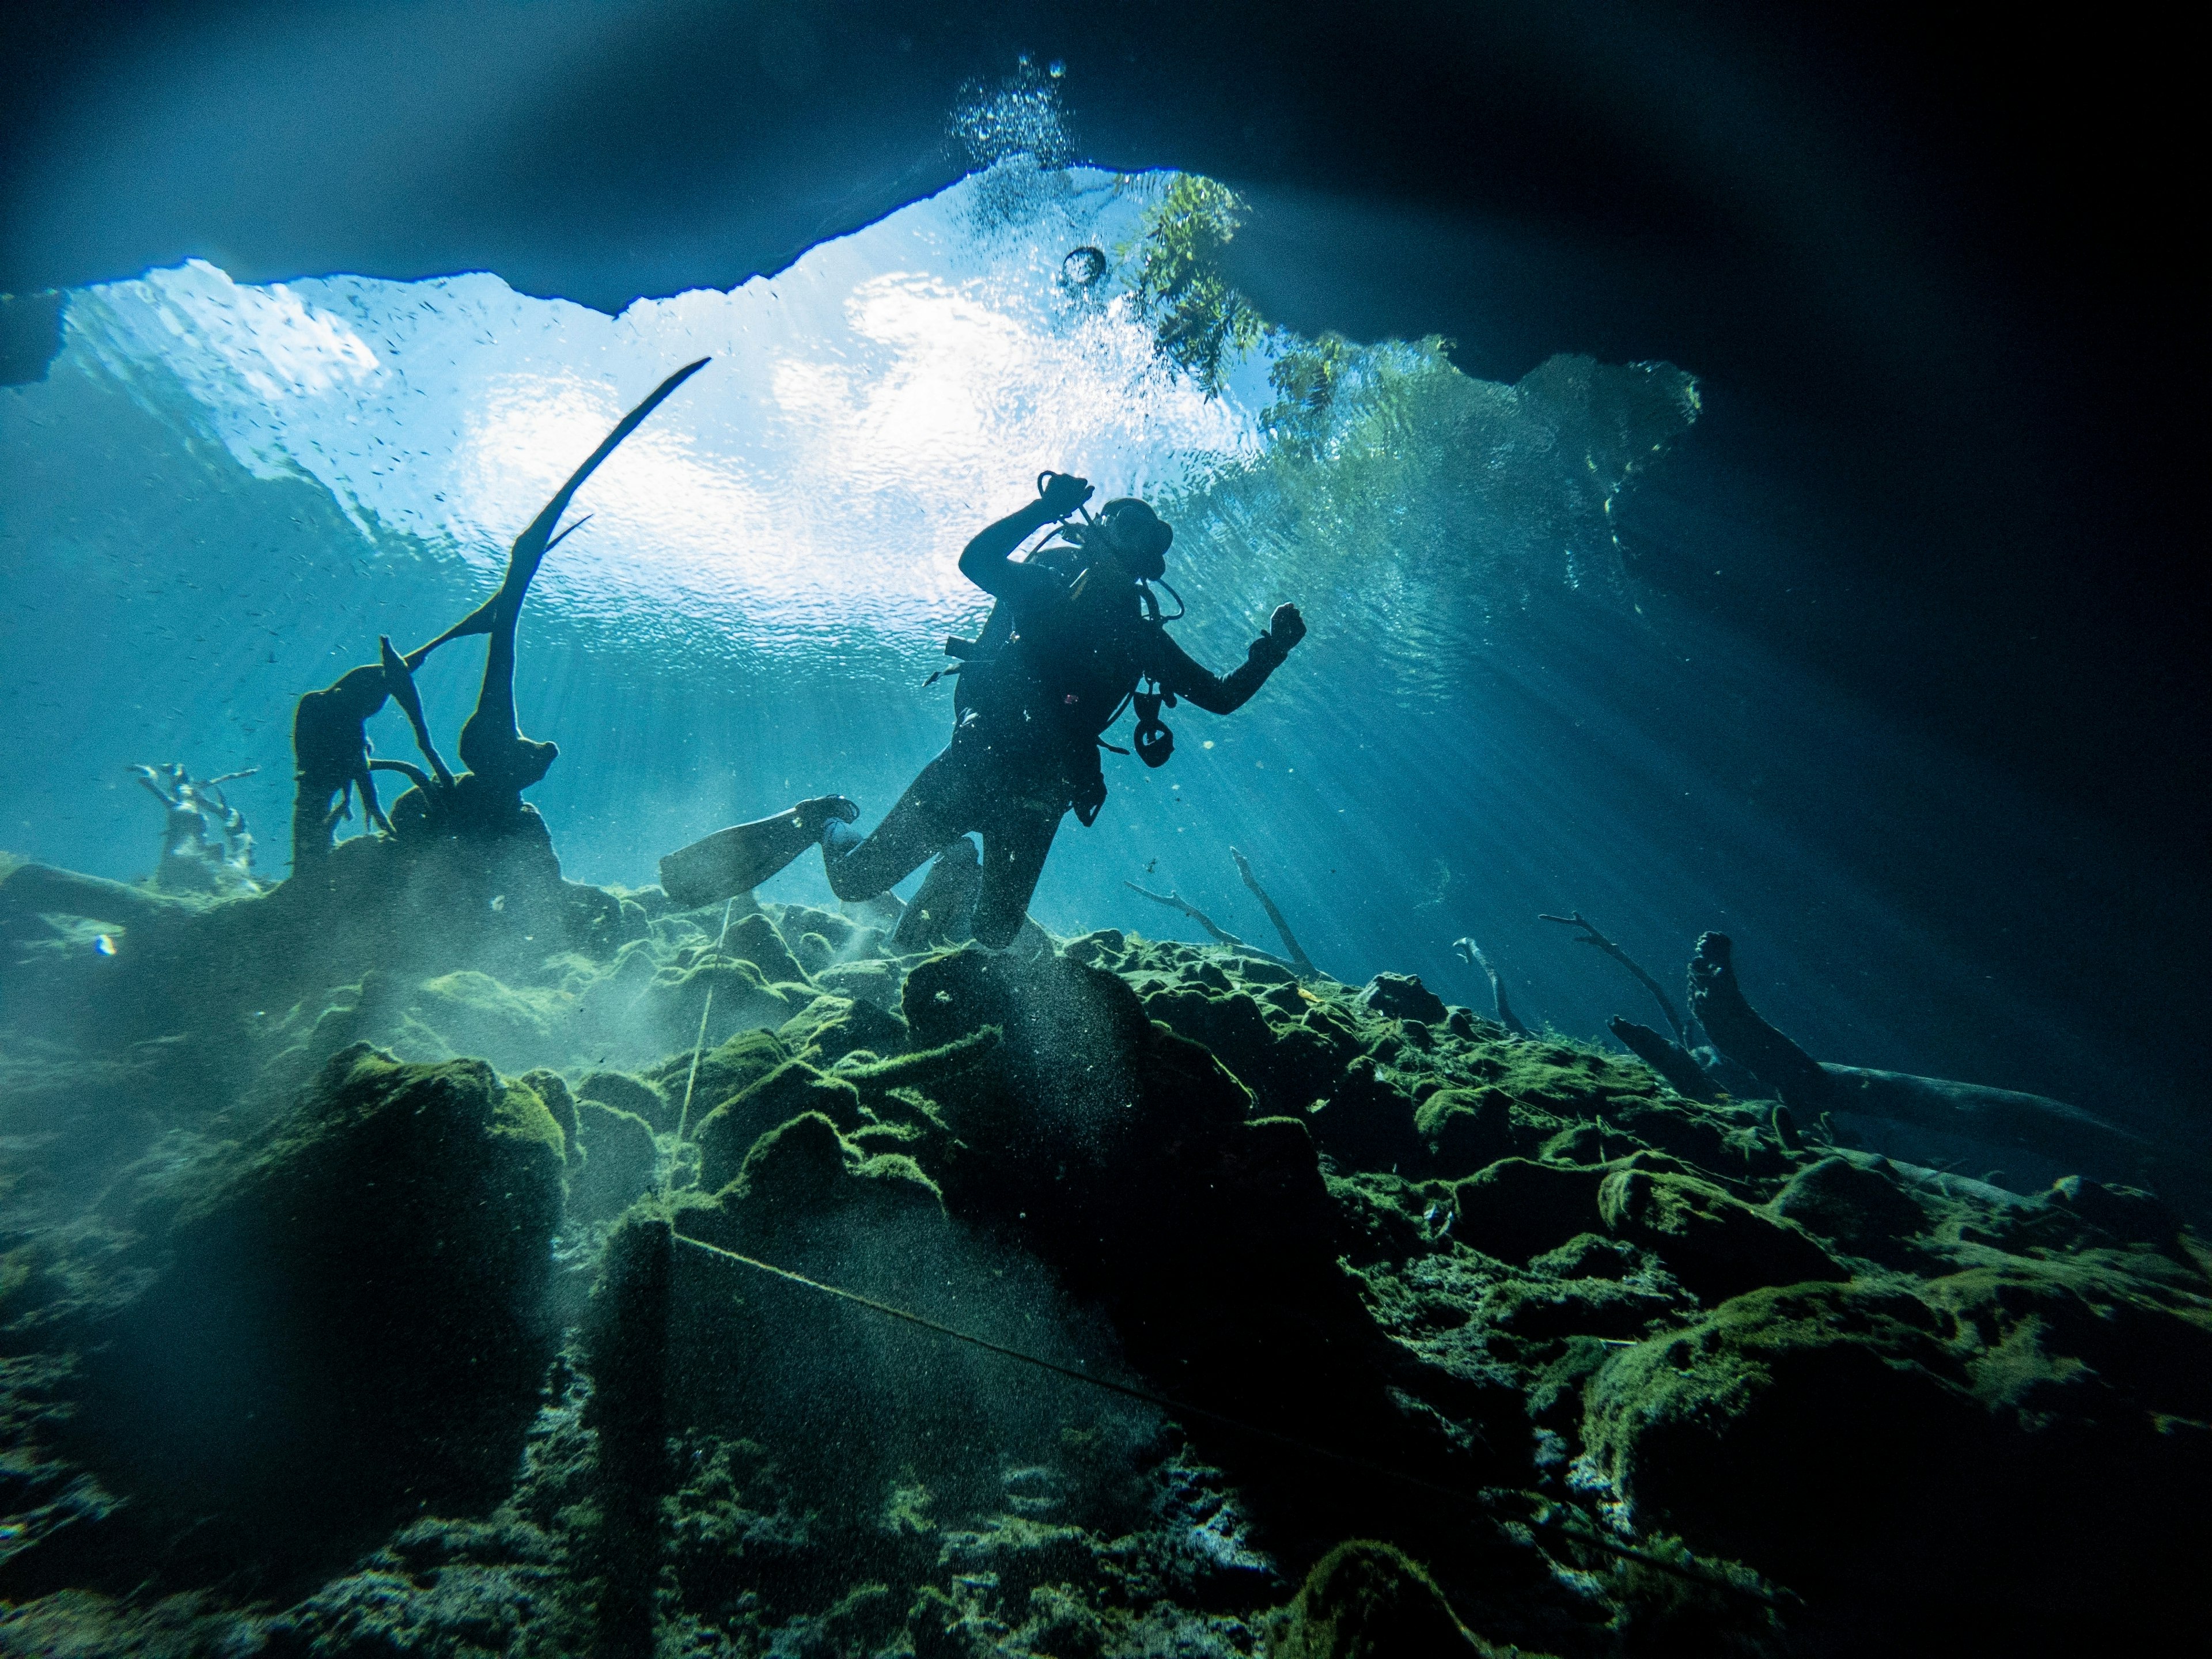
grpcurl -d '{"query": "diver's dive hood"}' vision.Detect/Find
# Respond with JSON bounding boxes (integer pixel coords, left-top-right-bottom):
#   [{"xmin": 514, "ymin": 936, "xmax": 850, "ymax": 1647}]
[{"xmin": 1098, "ymin": 498, "xmax": 1172, "ymax": 582}]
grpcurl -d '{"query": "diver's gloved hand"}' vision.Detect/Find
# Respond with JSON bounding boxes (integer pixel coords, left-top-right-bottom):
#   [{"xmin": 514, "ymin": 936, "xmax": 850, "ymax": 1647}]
[
  {"xmin": 1038, "ymin": 471, "xmax": 1094, "ymax": 518},
  {"xmin": 1268, "ymin": 603, "xmax": 1307, "ymax": 651}
]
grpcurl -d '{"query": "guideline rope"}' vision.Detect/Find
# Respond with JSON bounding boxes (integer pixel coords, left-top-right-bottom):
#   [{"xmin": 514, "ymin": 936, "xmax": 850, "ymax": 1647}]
[
  {"xmin": 673, "ymin": 896, "xmax": 737, "ymax": 1146},
  {"xmin": 666, "ymin": 1229, "xmax": 1778, "ymax": 1607}
]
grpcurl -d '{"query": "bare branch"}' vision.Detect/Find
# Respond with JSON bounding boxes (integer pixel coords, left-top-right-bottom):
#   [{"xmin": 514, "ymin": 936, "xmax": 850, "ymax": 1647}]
[{"xmin": 1539, "ymin": 910, "xmax": 1689, "ymax": 1047}]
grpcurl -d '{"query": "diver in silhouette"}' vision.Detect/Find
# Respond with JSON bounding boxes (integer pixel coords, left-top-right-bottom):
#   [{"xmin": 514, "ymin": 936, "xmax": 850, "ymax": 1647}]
[{"xmin": 812, "ymin": 471, "xmax": 1305, "ymax": 948}]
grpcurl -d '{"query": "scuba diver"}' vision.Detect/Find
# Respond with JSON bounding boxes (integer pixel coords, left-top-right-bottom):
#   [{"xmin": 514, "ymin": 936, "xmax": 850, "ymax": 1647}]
[{"xmin": 816, "ymin": 470, "xmax": 1305, "ymax": 948}]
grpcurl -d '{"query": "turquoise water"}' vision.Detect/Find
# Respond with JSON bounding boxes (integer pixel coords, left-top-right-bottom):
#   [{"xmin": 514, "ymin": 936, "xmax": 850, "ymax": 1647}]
[
  {"xmin": 1, "ymin": 167, "xmax": 2124, "ymax": 1105},
  {"xmin": 2, "ymin": 157, "xmax": 2201, "ymax": 1657}
]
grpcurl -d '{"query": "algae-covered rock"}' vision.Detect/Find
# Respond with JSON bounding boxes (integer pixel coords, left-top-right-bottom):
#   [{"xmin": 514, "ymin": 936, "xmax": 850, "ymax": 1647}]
[
  {"xmin": 700, "ymin": 1109, "xmax": 946, "ymax": 1252},
  {"xmin": 777, "ymin": 991, "xmax": 907, "ymax": 1067},
  {"xmin": 520, "ymin": 1066, "xmax": 579, "ymax": 1160},
  {"xmin": 645, "ymin": 1027, "xmax": 788, "ymax": 1124},
  {"xmin": 1768, "ymin": 1154, "xmax": 1927, "ymax": 1255},
  {"xmin": 1414, "ymin": 1088, "xmax": 1517, "ymax": 1176},
  {"xmin": 575, "ymin": 1067, "xmax": 671, "ymax": 1131},
  {"xmin": 571, "ymin": 1099, "xmax": 660, "ymax": 1222},
  {"xmin": 1597, "ymin": 1168, "xmax": 1843, "ymax": 1302},
  {"xmin": 694, "ymin": 1060, "xmax": 865, "ymax": 1194},
  {"xmin": 1583, "ymin": 1267, "xmax": 2212, "ymax": 1646},
  {"xmin": 410, "ymin": 970, "xmax": 564, "ymax": 1070},
  {"xmin": 73, "ymin": 1045, "xmax": 565, "ymax": 1573},
  {"xmin": 1359, "ymin": 974, "xmax": 1449, "ymax": 1027},
  {"xmin": 1451, "ymin": 1159, "xmax": 1607, "ymax": 1263},
  {"xmin": 1270, "ymin": 1539, "xmax": 1484, "ymax": 1657},
  {"xmin": 1306, "ymin": 1054, "xmax": 1422, "ymax": 1172}
]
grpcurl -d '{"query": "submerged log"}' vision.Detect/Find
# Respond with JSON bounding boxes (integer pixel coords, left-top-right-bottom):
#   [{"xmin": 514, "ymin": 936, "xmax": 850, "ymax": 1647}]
[
  {"xmin": 1608, "ymin": 1015, "xmax": 1719, "ymax": 1101},
  {"xmin": 1820, "ymin": 1065, "xmax": 2151, "ymax": 1176},
  {"xmin": 1684, "ymin": 932, "xmax": 1832, "ymax": 1111}
]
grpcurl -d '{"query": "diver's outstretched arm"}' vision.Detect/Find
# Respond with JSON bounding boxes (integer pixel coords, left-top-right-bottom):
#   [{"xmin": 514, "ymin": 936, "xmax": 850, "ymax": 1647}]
[
  {"xmin": 1153, "ymin": 604, "xmax": 1303, "ymax": 715},
  {"xmin": 405, "ymin": 359, "xmax": 709, "ymax": 664}
]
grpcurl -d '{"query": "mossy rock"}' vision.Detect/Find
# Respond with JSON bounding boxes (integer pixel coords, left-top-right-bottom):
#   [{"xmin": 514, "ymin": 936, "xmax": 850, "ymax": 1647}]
[
  {"xmin": 725, "ymin": 911, "xmax": 812, "ymax": 990},
  {"xmin": 71, "ymin": 1045, "xmax": 565, "ymax": 1574},
  {"xmin": 1414, "ymin": 1087, "xmax": 1517, "ymax": 1176},
  {"xmin": 1768, "ymin": 1154, "xmax": 1928, "ymax": 1255},
  {"xmin": 571, "ymin": 1100, "xmax": 660, "ymax": 1222},
  {"xmin": 633, "ymin": 956, "xmax": 800, "ymax": 1051},
  {"xmin": 778, "ymin": 992, "xmax": 907, "ymax": 1067},
  {"xmin": 1271, "ymin": 1539, "xmax": 1483, "ymax": 1656},
  {"xmin": 1450, "ymin": 1158, "xmax": 1607, "ymax": 1263},
  {"xmin": 1359, "ymin": 973, "xmax": 1448, "ymax": 1026},
  {"xmin": 411, "ymin": 969, "xmax": 563, "ymax": 1069},
  {"xmin": 700, "ymin": 1109, "xmax": 945, "ymax": 1252},
  {"xmin": 520, "ymin": 1067, "xmax": 579, "ymax": 1160},
  {"xmin": 575, "ymin": 1067, "xmax": 672, "ymax": 1131},
  {"xmin": 1598, "ymin": 1168, "xmax": 1844, "ymax": 1303},
  {"xmin": 694, "ymin": 1060, "xmax": 864, "ymax": 1193},
  {"xmin": 1584, "ymin": 1267, "xmax": 2212, "ymax": 1644},
  {"xmin": 646, "ymin": 1027, "xmax": 788, "ymax": 1122},
  {"xmin": 1306, "ymin": 1055, "xmax": 1422, "ymax": 1173}
]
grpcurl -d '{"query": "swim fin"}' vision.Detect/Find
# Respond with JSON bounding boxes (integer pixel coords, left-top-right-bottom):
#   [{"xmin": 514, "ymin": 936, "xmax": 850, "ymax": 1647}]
[{"xmin": 659, "ymin": 796, "xmax": 857, "ymax": 910}]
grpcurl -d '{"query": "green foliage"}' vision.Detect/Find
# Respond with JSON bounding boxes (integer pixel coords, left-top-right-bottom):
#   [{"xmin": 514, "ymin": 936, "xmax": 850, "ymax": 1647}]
[
  {"xmin": 1121, "ymin": 174, "xmax": 1267, "ymax": 396},
  {"xmin": 1159, "ymin": 334, "xmax": 1700, "ymax": 665}
]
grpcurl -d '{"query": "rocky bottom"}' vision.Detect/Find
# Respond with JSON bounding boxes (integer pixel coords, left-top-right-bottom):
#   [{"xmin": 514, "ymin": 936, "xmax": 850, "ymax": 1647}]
[{"xmin": 1, "ymin": 852, "xmax": 2206, "ymax": 1657}]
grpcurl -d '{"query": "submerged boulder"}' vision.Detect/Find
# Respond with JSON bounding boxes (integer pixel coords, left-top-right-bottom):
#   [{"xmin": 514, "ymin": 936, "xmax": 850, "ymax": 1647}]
[
  {"xmin": 1451, "ymin": 1159, "xmax": 1607, "ymax": 1263},
  {"xmin": 570, "ymin": 1098, "xmax": 660, "ymax": 1222},
  {"xmin": 1583, "ymin": 1266, "xmax": 2212, "ymax": 1646},
  {"xmin": 692, "ymin": 1059, "xmax": 863, "ymax": 1194},
  {"xmin": 1268, "ymin": 1539, "xmax": 1484, "ymax": 1657},
  {"xmin": 1359, "ymin": 974, "xmax": 1449, "ymax": 1027},
  {"xmin": 1597, "ymin": 1168, "xmax": 1843, "ymax": 1302},
  {"xmin": 1768, "ymin": 1153, "xmax": 1929, "ymax": 1255},
  {"xmin": 73, "ymin": 1046, "xmax": 566, "ymax": 1574}
]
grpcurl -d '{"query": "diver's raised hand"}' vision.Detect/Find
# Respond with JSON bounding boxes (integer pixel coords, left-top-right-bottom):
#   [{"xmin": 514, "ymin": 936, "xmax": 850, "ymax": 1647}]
[
  {"xmin": 1037, "ymin": 471, "xmax": 1094, "ymax": 518},
  {"xmin": 1269, "ymin": 603, "xmax": 1307, "ymax": 650}
]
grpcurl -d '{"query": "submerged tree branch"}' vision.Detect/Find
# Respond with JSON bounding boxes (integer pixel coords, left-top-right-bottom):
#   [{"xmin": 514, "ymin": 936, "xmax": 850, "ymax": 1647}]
[
  {"xmin": 1540, "ymin": 910, "xmax": 1690, "ymax": 1047},
  {"xmin": 1230, "ymin": 846, "xmax": 1319, "ymax": 980},
  {"xmin": 1123, "ymin": 880, "xmax": 1266, "ymax": 956},
  {"xmin": 1452, "ymin": 935, "xmax": 1531, "ymax": 1036}
]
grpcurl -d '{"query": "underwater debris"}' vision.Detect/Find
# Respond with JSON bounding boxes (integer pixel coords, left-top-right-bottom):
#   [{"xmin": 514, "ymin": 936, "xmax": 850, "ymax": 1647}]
[
  {"xmin": 1452, "ymin": 934, "xmax": 1531, "ymax": 1037},
  {"xmin": 1542, "ymin": 910, "xmax": 1692, "ymax": 1049},
  {"xmin": 130, "ymin": 762, "xmax": 259, "ymax": 894}
]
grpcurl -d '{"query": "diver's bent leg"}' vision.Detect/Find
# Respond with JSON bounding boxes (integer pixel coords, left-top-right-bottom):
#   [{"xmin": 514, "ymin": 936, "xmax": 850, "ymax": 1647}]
[
  {"xmin": 824, "ymin": 755, "xmax": 968, "ymax": 902},
  {"xmin": 972, "ymin": 804, "xmax": 1062, "ymax": 949}
]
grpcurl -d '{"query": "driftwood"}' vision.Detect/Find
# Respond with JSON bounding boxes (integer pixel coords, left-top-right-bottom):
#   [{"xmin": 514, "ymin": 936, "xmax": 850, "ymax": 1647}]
[
  {"xmin": 1684, "ymin": 932, "xmax": 1832, "ymax": 1111},
  {"xmin": 1230, "ymin": 846, "xmax": 1319, "ymax": 980},
  {"xmin": 1541, "ymin": 910, "xmax": 1691, "ymax": 1047},
  {"xmin": 1608, "ymin": 1015, "xmax": 1718, "ymax": 1101},
  {"xmin": 1122, "ymin": 880, "xmax": 1260, "ymax": 954},
  {"xmin": 1452, "ymin": 936, "xmax": 1530, "ymax": 1036},
  {"xmin": 1820, "ymin": 1065, "xmax": 2150, "ymax": 1176},
  {"xmin": 1687, "ymin": 931, "xmax": 2148, "ymax": 1178}
]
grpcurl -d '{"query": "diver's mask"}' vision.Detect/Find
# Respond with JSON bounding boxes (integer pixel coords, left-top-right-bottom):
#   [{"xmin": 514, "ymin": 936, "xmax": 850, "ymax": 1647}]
[{"xmin": 1094, "ymin": 497, "xmax": 1173, "ymax": 582}]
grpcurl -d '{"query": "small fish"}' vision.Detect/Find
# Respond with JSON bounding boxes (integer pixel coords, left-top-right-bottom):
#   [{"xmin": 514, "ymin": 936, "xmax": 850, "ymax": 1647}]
[
  {"xmin": 490, "ymin": 895, "xmax": 506, "ymax": 912},
  {"xmin": 1144, "ymin": 858, "xmax": 1158, "ymax": 873},
  {"xmin": 93, "ymin": 934, "xmax": 116, "ymax": 957}
]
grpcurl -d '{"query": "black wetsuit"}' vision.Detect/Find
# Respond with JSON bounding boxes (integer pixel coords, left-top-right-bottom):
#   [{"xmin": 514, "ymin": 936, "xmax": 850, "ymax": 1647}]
[{"xmin": 823, "ymin": 499, "xmax": 1291, "ymax": 947}]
